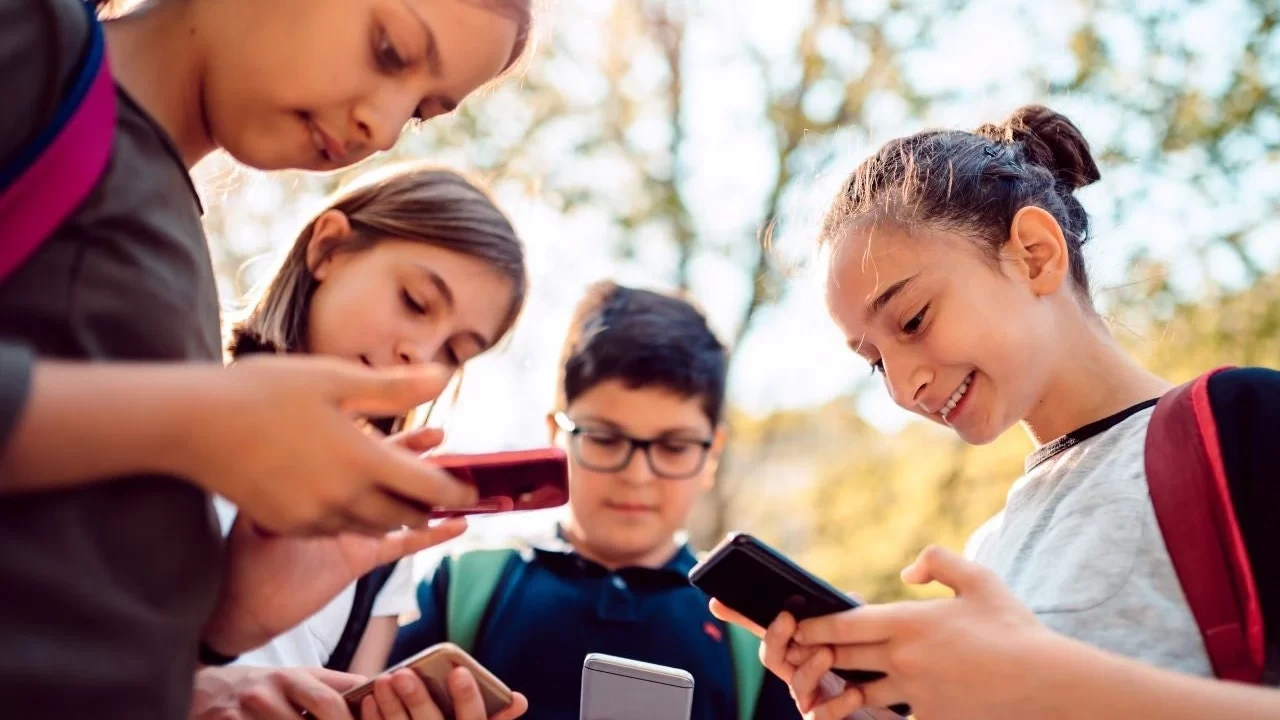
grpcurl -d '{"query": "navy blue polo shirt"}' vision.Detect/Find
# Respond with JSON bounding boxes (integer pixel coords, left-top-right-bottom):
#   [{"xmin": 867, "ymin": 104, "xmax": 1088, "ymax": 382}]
[{"xmin": 390, "ymin": 530, "xmax": 800, "ymax": 720}]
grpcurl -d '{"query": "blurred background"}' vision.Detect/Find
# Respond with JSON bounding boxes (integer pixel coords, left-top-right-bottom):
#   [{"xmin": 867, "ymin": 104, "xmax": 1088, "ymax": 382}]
[{"xmin": 196, "ymin": 0, "xmax": 1280, "ymax": 601}]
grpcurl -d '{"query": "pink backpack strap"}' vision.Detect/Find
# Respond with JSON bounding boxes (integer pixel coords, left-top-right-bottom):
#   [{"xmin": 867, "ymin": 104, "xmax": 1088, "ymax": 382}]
[
  {"xmin": 1145, "ymin": 366, "xmax": 1265, "ymax": 683},
  {"xmin": 0, "ymin": 2, "xmax": 116, "ymax": 284}
]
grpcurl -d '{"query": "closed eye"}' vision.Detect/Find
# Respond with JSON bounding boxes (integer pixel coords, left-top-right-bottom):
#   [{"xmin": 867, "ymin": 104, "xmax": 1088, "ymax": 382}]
[
  {"xmin": 401, "ymin": 289, "xmax": 426, "ymax": 315},
  {"xmin": 374, "ymin": 27, "xmax": 409, "ymax": 73},
  {"xmin": 902, "ymin": 304, "xmax": 929, "ymax": 334},
  {"xmin": 869, "ymin": 359, "xmax": 884, "ymax": 376}
]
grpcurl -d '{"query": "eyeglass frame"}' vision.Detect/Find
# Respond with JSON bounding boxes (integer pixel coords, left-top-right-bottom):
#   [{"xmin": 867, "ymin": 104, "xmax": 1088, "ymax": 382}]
[{"xmin": 552, "ymin": 411, "xmax": 714, "ymax": 480}]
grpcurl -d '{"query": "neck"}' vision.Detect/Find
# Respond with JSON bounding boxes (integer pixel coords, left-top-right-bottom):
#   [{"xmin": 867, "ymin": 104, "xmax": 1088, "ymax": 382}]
[
  {"xmin": 103, "ymin": 3, "xmax": 215, "ymax": 168},
  {"xmin": 1021, "ymin": 314, "xmax": 1171, "ymax": 446},
  {"xmin": 561, "ymin": 524, "xmax": 679, "ymax": 571}
]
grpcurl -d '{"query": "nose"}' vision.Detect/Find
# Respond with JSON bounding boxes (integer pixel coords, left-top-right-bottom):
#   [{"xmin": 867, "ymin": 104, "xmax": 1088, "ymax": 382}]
[
  {"xmin": 350, "ymin": 94, "xmax": 414, "ymax": 155},
  {"xmin": 350, "ymin": 109, "xmax": 397, "ymax": 155},
  {"xmin": 882, "ymin": 351, "xmax": 932, "ymax": 411},
  {"xmin": 393, "ymin": 338, "xmax": 437, "ymax": 367},
  {"xmin": 617, "ymin": 446, "xmax": 658, "ymax": 485}
]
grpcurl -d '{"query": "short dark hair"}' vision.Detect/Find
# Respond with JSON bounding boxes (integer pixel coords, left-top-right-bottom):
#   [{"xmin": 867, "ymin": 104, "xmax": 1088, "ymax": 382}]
[
  {"xmin": 822, "ymin": 104, "xmax": 1101, "ymax": 297},
  {"xmin": 557, "ymin": 282, "xmax": 728, "ymax": 424}
]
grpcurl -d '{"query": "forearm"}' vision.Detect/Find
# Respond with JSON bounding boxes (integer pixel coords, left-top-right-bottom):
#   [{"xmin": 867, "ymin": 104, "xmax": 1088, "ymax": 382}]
[
  {"xmin": 349, "ymin": 616, "xmax": 399, "ymax": 676},
  {"xmin": 0, "ymin": 358, "xmax": 216, "ymax": 493},
  {"xmin": 1037, "ymin": 636, "xmax": 1279, "ymax": 719}
]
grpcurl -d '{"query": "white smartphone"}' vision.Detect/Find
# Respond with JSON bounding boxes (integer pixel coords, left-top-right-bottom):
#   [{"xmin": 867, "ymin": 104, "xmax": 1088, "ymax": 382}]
[{"xmin": 580, "ymin": 653, "xmax": 694, "ymax": 720}]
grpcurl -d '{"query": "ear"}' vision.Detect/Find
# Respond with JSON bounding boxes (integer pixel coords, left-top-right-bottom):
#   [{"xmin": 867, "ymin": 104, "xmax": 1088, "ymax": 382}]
[
  {"xmin": 306, "ymin": 209, "xmax": 354, "ymax": 281},
  {"xmin": 1005, "ymin": 206, "xmax": 1069, "ymax": 297},
  {"xmin": 700, "ymin": 424, "xmax": 728, "ymax": 490},
  {"xmin": 545, "ymin": 412, "xmax": 560, "ymax": 447}
]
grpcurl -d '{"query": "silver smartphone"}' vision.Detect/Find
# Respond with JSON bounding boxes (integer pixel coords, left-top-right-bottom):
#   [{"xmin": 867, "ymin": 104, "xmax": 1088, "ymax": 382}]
[{"xmin": 580, "ymin": 653, "xmax": 694, "ymax": 720}]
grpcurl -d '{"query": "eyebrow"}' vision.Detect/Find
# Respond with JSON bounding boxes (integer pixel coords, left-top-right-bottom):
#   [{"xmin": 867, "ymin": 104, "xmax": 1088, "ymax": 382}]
[
  {"xmin": 401, "ymin": 0, "xmax": 445, "ymax": 79},
  {"xmin": 416, "ymin": 265, "xmax": 493, "ymax": 350},
  {"xmin": 865, "ymin": 274, "xmax": 918, "ymax": 321},
  {"xmin": 575, "ymin": 415, "xmax": 710, "ymax": 439}
]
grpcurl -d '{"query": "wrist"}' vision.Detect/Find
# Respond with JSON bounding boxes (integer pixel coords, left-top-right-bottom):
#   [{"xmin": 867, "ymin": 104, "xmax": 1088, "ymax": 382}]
[{"xmin": 149, "ymin": 364, "xmax": 234, "ymax": 491}]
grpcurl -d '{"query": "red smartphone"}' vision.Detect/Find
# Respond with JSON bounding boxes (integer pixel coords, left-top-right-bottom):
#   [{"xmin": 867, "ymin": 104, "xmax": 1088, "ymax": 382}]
[{"xmin": 426, "ymin": 447, "xmax": 570, "ymax": 518}]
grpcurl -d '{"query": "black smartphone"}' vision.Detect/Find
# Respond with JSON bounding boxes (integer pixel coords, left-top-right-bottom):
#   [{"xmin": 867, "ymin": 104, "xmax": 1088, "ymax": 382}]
[{"xmin": 689, "ymin": 532, "xmax": 911, "ymax": 716}]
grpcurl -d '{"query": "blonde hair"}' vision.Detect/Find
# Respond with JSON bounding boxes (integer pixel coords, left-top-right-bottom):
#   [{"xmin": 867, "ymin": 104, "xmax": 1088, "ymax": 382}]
[{"xmin": 228, "ymin": 166, "xmax": 527, "ymax": 360}]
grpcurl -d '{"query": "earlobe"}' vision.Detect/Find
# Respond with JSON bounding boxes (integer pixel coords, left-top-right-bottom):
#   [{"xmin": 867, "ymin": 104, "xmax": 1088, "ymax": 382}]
[
  {"xmin": 306, "ymin": 209, "xmax": 353, "ymax": 280},
  {"xmin": 545, "ymin": 412, "xmax": 559, "ymax": 447},
  {"xmin": 1008, "ymin": 206, "xmax": 1069, "ymax": 296},
  {"xmin": 702, "ymin": 425, "xmax": 728, "ymax": 490}
]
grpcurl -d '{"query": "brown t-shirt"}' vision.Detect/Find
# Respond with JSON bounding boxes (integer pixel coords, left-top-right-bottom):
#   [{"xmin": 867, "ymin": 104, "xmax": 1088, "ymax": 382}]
[{"xmin": 0, "ymin": 0, "xmax": 224, "ymax": 717}]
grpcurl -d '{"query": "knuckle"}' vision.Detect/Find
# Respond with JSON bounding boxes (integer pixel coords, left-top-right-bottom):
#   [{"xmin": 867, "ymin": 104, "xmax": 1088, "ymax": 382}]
[
  {"xmin": 888, "ymin": 643, "xmax": 925, "ymax": 675},
  {"xmin": 239, "ymin": 686, "xmax": 274, "ymax": 711}
]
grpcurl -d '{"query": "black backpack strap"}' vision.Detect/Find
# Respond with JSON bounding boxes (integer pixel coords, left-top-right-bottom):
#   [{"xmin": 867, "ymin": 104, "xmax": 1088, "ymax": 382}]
[{"xmin": 325, "ymin": 561, "xmax": 400, "ymax": 672}]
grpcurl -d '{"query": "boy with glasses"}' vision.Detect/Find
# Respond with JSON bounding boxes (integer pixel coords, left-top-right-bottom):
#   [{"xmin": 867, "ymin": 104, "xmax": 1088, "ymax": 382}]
[{"xmin": 389, "ymin": 282, "xmax": 799, "ymax": 720}]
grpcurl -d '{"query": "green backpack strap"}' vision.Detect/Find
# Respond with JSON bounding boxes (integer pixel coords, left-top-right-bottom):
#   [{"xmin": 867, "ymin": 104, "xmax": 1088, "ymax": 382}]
[
  {"xmin": 444, "ymin": 548, "xmax": 518, "ymax": 654},
  {"xmin": 726, "ymin": 623, "xmax": 765, "ymax": 720}
]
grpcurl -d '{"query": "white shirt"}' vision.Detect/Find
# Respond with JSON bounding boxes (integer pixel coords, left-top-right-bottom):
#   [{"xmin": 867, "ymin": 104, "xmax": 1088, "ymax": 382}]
[
  {"xmin": 966, "ymin": 406, "xmax": 1213, "ymax": 677},
  {"xmin": 214, "ymin": 497, "xmax": 418, "ymax": 668}
]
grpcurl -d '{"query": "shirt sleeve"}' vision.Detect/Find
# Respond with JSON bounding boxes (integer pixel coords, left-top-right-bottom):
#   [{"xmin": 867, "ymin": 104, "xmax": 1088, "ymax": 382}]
[
  {"xmin": 0, "ymin": 0, "xmax": 87, "ymax": 165},
  {"xmin": 0, "ymin": 343, "xmax": 35, "ymax": 463},
  {"xmin": 0, "ymin": 0, "xmax": 89, "ymax": 460},
  {"xmin": 388, "ymin": 556, "xmax": 451, "ymax": 666},
  {"xmin": 1206, "ymin": 366, "xmax": 1280, "ymax": 651},
  {"xmin": 371, "ymin": 557, "xmax": 418, "ymax": 619}
]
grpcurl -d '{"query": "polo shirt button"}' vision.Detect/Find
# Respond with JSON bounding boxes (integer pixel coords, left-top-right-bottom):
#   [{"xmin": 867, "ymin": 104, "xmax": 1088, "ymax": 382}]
[{"xmin": 611, "ymin": 575, "xmax": 627, "ymax": 590}]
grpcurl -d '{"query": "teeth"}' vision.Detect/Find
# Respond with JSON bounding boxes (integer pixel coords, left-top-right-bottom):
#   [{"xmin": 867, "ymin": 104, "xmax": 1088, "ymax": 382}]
[{"xmin": 941, "ymin": 374, "xmax": 973, "ymax": 418}]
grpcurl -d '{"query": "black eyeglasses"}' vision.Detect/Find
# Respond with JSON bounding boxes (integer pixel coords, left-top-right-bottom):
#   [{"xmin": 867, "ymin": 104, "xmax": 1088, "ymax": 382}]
[{"xmin": 553, "ymin": 412, "xmax": 713, "ymax": 479}]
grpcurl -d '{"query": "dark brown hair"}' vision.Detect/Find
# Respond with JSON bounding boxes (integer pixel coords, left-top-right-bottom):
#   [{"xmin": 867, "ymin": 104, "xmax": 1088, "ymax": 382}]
[
  {"xmin": 557, "ymin": 282, "xmax": 728, "ymax": 424},
  {"xmin": 822, "ymin": 105, "xmax": 1102, "ymax": 296}
]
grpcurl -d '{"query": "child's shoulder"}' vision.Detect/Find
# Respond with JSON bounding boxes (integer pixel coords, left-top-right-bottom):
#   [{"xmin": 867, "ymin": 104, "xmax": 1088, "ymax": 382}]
[{"xmin": 0, "ymin": 0, "xmax": 90, "ymax": 164}]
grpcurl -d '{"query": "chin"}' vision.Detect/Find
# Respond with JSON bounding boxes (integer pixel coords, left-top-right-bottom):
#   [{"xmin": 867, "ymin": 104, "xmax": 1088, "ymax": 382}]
[{"xmin": 957, "ymin": 426, "xmax": 1002, "ymax": 446}]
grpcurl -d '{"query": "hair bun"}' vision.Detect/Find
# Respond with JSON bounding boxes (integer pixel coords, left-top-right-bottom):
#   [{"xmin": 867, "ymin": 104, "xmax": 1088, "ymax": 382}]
[{"xmin": 979, "ymin": 105, "xmax": 1101, "ymax": 191}]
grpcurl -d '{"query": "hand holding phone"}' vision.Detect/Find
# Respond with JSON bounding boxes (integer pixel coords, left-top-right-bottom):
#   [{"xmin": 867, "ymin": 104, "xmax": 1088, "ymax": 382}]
[
  {"xmin": 425, "ymin": 448, "xmax": 569, "ymax": 518},
  {"xmin": 342, "ymin": 643, "xmax": 517, "ymax": 719},
  {"xmin": 690, "ymin": 533, "xmax": 911, "ymax": 716}
]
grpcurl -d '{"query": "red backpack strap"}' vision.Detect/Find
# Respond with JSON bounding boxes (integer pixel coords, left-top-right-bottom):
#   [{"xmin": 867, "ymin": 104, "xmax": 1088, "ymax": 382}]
[
  {"xmin": 1145, "ymin": 366, "xmax": 1265, "ymax": 683},
  {"xmin": 0, "ymin": 2, "xmax": 116, "ymax": 284}
]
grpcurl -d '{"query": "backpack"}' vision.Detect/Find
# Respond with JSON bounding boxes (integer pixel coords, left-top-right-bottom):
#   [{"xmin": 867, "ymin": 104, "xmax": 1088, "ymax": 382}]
[
  {"xmin": 443, "ymin": 549, "xmax": 767, "ymax": 720},
  {"xmin": 1145, "ymin": 366, "xmax": 1267, "ymax": 683},
  {"xmin": 324, "ymin": 562, "xmax": 399, "ymax": 672},
  {"xmin": 0, "ymin": 0, "xmax": 116, "ymax": 285}
]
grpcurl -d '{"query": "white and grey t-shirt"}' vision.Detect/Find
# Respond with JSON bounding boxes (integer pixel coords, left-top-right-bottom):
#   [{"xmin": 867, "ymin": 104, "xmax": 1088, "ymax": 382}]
[{"xmin": 965, "ymin": 401, "xmax": 1213, "ymax": 677}]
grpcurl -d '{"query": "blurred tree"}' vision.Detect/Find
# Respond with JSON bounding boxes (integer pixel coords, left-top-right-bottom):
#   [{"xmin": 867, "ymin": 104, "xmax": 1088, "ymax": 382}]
[
  {"xmin": 197, "ymin": 0, "xmax": 1280, "ymax": 574},
  {"xmin": 1053, "ymin": 0, "xmax": 1279, "ymax": 292}
]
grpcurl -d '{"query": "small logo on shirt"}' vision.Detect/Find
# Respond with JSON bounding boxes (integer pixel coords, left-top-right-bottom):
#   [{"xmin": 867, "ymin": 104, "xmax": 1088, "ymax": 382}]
[{"xmin": 703, "ymin": 621, "xmax": 723, "ymax": 642}]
